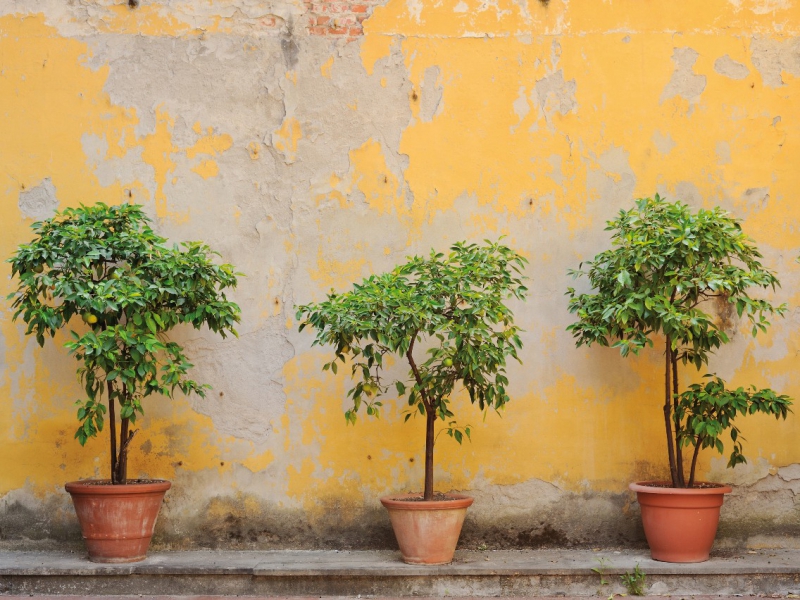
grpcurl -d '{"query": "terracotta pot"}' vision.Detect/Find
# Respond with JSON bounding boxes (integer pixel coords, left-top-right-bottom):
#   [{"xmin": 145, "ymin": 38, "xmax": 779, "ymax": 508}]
[
  {"xmin": 630, "ymin": 480, "xmax": 732, "ymax": 563},
  {"xmin": 380, "ymin": 493, "xmax": 473, "ymax": 564},
  {"xmin": 65, "ymin": 479, "xmax": 171, "ymax": 563}
]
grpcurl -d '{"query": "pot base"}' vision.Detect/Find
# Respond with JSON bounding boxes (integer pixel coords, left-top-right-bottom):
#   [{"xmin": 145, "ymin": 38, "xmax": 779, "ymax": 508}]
[
  {"xmin": 65, "ymin": 479, "xmax": 171, "ymax": 563},
  {"xmin": 630, "ymin": 481, "xmax": 731, "ymax": 563}
]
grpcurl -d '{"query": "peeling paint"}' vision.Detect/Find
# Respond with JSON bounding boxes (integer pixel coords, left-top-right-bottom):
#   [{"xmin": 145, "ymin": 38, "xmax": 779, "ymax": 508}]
[
  {"xmin": 660, "ymin": 47, "xmax": 707, "ymax": 106},
  {"xmin": 715, "ymin": 54, "xmax": 751, "ymax": 79},
  {"xmin": 17, "ymin": 178, "xmax": 59, "ymax": 220}
]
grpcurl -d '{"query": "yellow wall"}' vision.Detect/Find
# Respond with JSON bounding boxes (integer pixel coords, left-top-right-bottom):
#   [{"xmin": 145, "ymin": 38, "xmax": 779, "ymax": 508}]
[{"xmin": 2, "ymin": 1, "xmax": 799, "ymax": 548}]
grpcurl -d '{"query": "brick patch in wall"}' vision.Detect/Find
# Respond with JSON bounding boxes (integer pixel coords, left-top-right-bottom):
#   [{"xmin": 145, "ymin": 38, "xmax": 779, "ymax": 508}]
[{"xmin": 305, "ymin": 0, "xmax": 385, "ymax": 39}]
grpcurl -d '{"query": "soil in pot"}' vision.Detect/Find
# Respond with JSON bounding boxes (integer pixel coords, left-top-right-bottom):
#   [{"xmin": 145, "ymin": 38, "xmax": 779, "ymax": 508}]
[
  {"xmin": 380, "ymin": 493, "xmax": 473, "ymax": 565},
  {"xmin": 65, "ymin": 479, "xmax": 171, "ymax": 563}
]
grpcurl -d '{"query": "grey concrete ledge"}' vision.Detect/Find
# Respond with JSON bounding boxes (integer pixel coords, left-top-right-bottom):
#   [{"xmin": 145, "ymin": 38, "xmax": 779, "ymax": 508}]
[{"xmin": 2, "ymin": 549, "xmax": 800, "ymax": 596}]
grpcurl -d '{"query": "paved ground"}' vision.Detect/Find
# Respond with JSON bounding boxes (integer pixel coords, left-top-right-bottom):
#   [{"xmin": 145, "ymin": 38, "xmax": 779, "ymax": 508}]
[
  {"xmin": 2, "ymin": 549, "xmax": 799, "ymax": 597},
  {"xmin": 2, "ymin": 596, "xmax": 800, "ymax": 599}
]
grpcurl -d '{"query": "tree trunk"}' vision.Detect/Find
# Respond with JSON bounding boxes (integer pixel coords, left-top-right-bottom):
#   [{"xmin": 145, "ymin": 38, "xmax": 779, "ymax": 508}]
[
  {"xmin": 423, "ymin": 408, "xmax": 435, "ymax": 500},
  {"xmin": 664, "ymin": 338, "xmax": 679, "ymax": 487},
  {"xmin": 672, "ymin": 354, "xmax": 685, "ymax": 487},
  {"xmin": 115, "ymin": 416, "xmax": 130, "ymax": 484},
  {"xmin": 108, "ymin": 380, "xmax": 119, "ymax": 484},
  {"xmin": 688, "ymin": 435, "xmax": 704, "ymax": 488}
]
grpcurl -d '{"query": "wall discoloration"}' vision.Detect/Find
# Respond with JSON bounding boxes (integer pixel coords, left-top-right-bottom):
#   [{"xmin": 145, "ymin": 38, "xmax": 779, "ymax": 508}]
[
  {"xmin": 17, "ymin": 178, "xmax": 59, "ymax": 220},
  {"xmin": 660, "ymin": 47, "xmax": 707, "ymax": 107},
  {"xmin": 2, "ymin": 0, "xmax": 800, "ymax": 551},
  {"xmin": 715, "ymin": 54, "xmax": 751, "ymax": 79}
]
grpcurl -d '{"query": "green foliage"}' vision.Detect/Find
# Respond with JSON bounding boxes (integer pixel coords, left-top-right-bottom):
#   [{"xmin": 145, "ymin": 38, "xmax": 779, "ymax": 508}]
[
  {"xmin": 567, "ymin": 194, "xmax": 783, "ymax": 364},
  {"xmin": 566, "ymin": 195, "xmax": 791, "ymax": 486},
  {"xmin": 677, "ymin": 375, "xmax": 791, "ymax": 468},
  {"xmin": 621, "ymin": 564, "xmax": 646, "ymax": 596},
  {"xmin": 296, "ymin": 240, "xmax": 528, "ymax": 497},
  {"xmin": 7, "ymin": 203, "xmax": 240, "ymax": 480}
]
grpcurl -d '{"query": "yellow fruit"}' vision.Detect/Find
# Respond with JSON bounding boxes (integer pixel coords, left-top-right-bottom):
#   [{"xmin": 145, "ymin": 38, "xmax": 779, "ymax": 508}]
[
  {"xmin": 443, "ymin": 358, "xmax": 453, "ymax": 367},
  {"xmin": 341, "ymin": 345, "xmax": 351, "ymax": 354},
  {"xmin": 82, "ymin": 313, "xmax": 98, "ymax": 324}
]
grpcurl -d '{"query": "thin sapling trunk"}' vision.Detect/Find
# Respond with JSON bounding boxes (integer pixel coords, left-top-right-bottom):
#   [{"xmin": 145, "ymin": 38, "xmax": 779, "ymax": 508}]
[
  {"xmin": 663, "ymin": 338, "xmax": 679, "ymax": 488},
  {"xmin": 424, "ymin": 409, "xmax": 436, "ymax": 500},
  {"xmin": 108, "ymin": 380, "xmax": 119, "ymax": 484},
  {"xmin": 672, "ymin": 352, "xmax": 685, "ymax": 487}
]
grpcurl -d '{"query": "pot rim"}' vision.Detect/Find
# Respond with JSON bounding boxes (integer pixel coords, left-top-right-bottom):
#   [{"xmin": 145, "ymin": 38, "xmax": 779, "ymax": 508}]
[
  {"xmin": 629, "ymin": 480, "xmax": 732, "ymax": 495},
  {"xmin": 380, "ymin": 493, "xmax": 474, "ymax": 510},
  {"xmin": 65, "ymin": 479, "xmax": 171, "ymax": 495}
]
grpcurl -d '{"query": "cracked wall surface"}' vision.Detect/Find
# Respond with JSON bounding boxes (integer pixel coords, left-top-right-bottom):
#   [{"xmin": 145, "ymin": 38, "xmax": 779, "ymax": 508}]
[{"xmin": 1, "ymin": 0, "xmax": 800, "ymax": 550}]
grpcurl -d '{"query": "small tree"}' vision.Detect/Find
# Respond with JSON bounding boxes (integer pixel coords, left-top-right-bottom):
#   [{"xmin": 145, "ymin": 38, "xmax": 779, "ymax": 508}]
[
  {"xmin": 7, "ymin": 203, "xmax": 240, "ymax": 484},
  {"xmin": 567, "ymin": 195, "xmax": 791, "ymax": 488},
  {"xmin": 296, "ymin": 240, "xmax": 528, "ymax": 500}
]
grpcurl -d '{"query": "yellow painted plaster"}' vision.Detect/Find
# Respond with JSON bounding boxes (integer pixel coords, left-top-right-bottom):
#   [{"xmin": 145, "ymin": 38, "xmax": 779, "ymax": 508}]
[
  {"xmin": 291, "ymin": 0, "xmax": 800, "ymax": 504},
  {"xmin": 0, "ymin": 14, "xmax": 246, "ymax": 496}
]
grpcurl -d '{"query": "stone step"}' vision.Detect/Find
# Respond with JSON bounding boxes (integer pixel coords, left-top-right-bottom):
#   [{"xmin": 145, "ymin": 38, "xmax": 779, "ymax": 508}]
[{"xmin": 1, "ymin": 549, "xmax": 799, "ymax": 597}]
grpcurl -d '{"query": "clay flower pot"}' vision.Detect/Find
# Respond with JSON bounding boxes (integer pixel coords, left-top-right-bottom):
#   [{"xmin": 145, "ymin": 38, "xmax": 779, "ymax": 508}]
[
  {"xmin": 380, "ymin": 493, "xmax": 473, "ymax": 564},
  {"xmin": 630, "ymin": 480, "xmax": 732, "ymax": 563},
  {"xmin": 65, "ymin": 479, "xmax": 171, "ymax": 563}
]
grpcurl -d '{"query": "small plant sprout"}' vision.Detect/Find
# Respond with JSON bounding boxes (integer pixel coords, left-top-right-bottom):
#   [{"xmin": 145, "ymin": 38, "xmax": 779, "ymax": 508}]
[
  {"xmin": 621, "ymin": 563, "xmax": 646, "ymax": 596},
  {"xmin": 592, "ymin": 556, "xmax": 612, "ymax": 586},
  {"xmin": 297, "ymin": 240, "xmax": 528, "ymax": 501}
]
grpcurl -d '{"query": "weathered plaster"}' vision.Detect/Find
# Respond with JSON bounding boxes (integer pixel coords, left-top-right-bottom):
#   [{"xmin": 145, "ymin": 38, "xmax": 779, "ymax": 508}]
[{"xmin": 2, "ymin": 0, "xmax": 800, "ymax": 550}]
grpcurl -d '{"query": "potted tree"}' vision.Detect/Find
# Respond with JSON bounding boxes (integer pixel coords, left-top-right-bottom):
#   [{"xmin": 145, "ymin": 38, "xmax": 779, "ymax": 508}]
[
  {"xmin": 7, "ymin": 202, "xmax": 240, "ymax": 563},
  {"xmin": 296, "ymin": 240, "xmax": 528, "ymax": 564},
  {"xmin": 567, "ymin": 194, "xmax": 792, "ymax": 562}
]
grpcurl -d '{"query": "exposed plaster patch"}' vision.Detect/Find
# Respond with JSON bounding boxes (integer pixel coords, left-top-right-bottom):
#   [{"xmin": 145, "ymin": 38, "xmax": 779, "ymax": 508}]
[
  {"xmin": 512, "ymin": 0, "xmax": 531, "ymax": 21},
  {"xmin": 185, "ymin": 328, "xmax": 295, "ymax": 444},
  {"xmin": 728, "ymin": 0, "xmax": 794, "ymax": 15},
  {"xmin": 588, "ymin": 146, "xmax": 636, "ymax": 211},
  {"xmin": 708, "ymin": 456, "xmax": 773, "ymax": 485},
  {"xmin": 742, "ymin": 186, "xmax": 770, "ymax": 211},
  {"xmin": 512, "ymin": 86, "xmax": 530, "ymax": 123},
  {"xmin": 419, "ymin": 65, "xmax": 443, "ymax": 123},
  {"xmin": 714, "ymin": 54, "xmax": 750, "ymax": 79},
  {"xmin": 547, "ymin": 155, "xmax": 563, "ymax": 186},
  {"xmin": 673, "ymin": 181, "xmax": 703, "ymax": 207},
  {"xmin": 778, "ymin": 464, "xmax": 800, "ymax": 481},
  {"xmin": 652, "ymin": 131, "xmax": 676, "ymax": 155},
  {"xmin": 17, "ymin": 178, "xmax": 59, "ymax": 220},
  {"xmin": 406, "ymin": 0, "xmax": 423, "ymax": 23},
  {"xmin": 716, "ymin": 140, "xmax": 732, "ymax": 164},
  {"xmin": 660, "ymin": 47, "xmax": 707, "ymax": 107},
  {"xmin": 750, "ymin": 36, "xmax": 800, "ymax": 88},
  {"xmin": 534, "ymin": 69, "xmax": 577, "ymax": 126}
]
